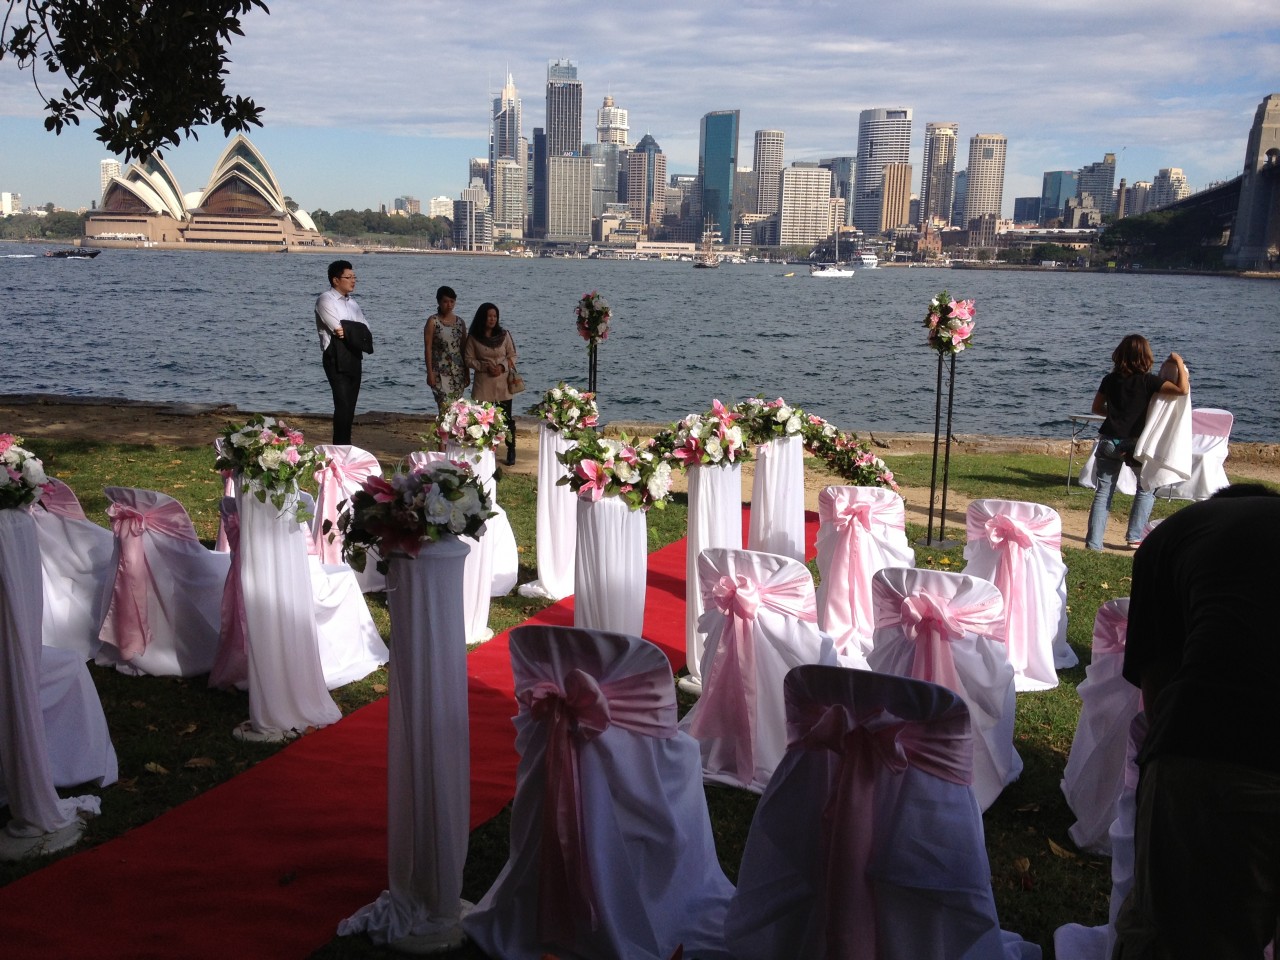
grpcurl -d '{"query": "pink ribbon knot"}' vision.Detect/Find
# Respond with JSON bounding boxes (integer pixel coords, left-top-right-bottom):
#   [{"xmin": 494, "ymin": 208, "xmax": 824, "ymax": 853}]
[
  {"xmin": 1093, "ymin": 600, "xmax": 1129, "ymax": 656},
  {"xmin": 833, "ymin": 500, "xmax": 873, "ymax": 533}
]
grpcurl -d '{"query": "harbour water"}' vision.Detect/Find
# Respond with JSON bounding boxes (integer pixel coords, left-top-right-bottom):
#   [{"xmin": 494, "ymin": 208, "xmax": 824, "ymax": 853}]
[{"xmin": 3, "ymin": 244, "xmax": 1278, "ymax": 442}]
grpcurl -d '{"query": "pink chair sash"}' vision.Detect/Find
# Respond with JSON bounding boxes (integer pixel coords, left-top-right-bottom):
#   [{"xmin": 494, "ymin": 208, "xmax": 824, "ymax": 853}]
[
  {"xmin": 210, "ymin": 499, "xmax": 247, "ymax": 689},
  {"xmin": 517, "ymin": 667, "xmax": 677, "ymax": 945},
  {"xmin": 38, "ymin": 478, "xmax": 87, "ymax": 520},
  {"xmin": 1191, "ymin": 408, "xmax": 1232, "ymax": 439},
  {"xmin": 791, "ymin": 702, "xmax": 973, "ymax": 960},
  {"xmin": 689, "ymin": 570, "xmax": 816, "ymax": 783},
  {"xmin": 1092, "ymin": 600, "xmax": 1129, "ymax": 656},
  {"xmin": 101, "ymin": 497, "xmax": 200, "ymax": 660},
  {"xmin": 818, "ymin": 488, "xmax": 905, "ymax": 648},
  {"xmin": 313, "ymin": 447, "xmax": 381, "ymax": 563}
]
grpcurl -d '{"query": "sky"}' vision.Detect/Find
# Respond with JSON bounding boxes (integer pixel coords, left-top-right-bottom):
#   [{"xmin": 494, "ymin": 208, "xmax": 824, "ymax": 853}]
[{"xmin": 1, "ymin": 0, "xmax": 1278, "ymax": 216}]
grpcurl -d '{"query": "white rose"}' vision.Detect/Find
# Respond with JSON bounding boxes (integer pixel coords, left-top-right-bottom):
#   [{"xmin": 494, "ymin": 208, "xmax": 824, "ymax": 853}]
[
  {"xmin": 647, "ymin": 462, "xmax": 672, "ymax": 501},
  {"xmin": 615, "ymin": 461, "xmax": 640, "ymax": 484},
  {"xmin": 724, "ymin": 425, "xmax": 744, "ymax": 450},
  {"xmin": 423, "ymin": 488, "xmax": 451, "ymax": 525},
  {"xmin": 258, "ymin": 448, "xmax": 285, "ymax": 470},
  {"xmin": 704, "ymin": 435, "xmax": 723, "ymax": 460},
  {"xmin": 565, "ymin": 407, "xmax": 579, "ymax": 423},
  {"xmin": 21, "ymin": 457, "xmax": 47, "ymax": 486},
  {"xmin": 550, "ymin": 387, "xmax": 563, "ymax": 401},
  {"xmin": 600, "ymin": 438, "xmax": 622, "ymax": 459},
  {"xmin": 785, "ymin": 414, "xmax": 802, "ymax": 434},
  {"xmin": 454, "ymin": 484, "xmax": 482, "ymax": 515},
  {"xmin": 467, "ymin": 424, "xmax": 486, "ymax": 440},
  {"xmin": 229, "ymin": 429, "xmax": 254, "ymax": 448}
]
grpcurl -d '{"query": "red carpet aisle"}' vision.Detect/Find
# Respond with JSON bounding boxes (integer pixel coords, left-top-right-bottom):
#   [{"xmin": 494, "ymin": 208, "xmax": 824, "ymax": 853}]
[{"xmin": 0, "ymin": 510, "xmax": 817, "ymax": 959}]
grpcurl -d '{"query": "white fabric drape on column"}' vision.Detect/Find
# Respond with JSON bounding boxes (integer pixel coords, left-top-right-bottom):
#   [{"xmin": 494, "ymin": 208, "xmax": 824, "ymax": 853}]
[
  {"xmin": 684, "ymin": 463, "xmax": 743, "ymax": 690},
  {"xmin": 445, "ymin": 444, "xmax": 518, "ymax": 598},
  {"xmin": 517, "ymin": 426, "xmax": 577, "ymax": 600},
  {"xmin": 0, "ymin": 510, "xmax": 100, "ymax": 854},
  {"xmin": 339, "ymin": 538, "xmax": 471, "ymax": 950},
  {"xmin": 238, "ymin": 486, "xmax": 341, "ymax": 739},
  {"xmin": 573, "ymin": 495, "xmax": 647, "ymax": 636},
  {"xmin": 747, "ymin": 435, "xmax": 805, "ymax": 562}
]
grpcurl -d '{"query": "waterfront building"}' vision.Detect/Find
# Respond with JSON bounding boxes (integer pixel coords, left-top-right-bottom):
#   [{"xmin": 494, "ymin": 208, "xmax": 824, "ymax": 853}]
[
  {"xmin": 1077, "ymin": 153, "xmax": 1117, "ymax": 216},
  {"xmin": 546, "ymin": 154, "xmax": 593, "ymax": 243},
  {"xmin": 596, "ymin": 95, "xmax": 629, "ymax": 146},
  {"xmin": 778, "ymin": 164, "xmax": 834, "ymax": 246},
  {"xmin": 490, "ymin": 73, "xmax": 523, "ymax": 190},
  {"xmin": 733, "ymin": 167, "xmax": 757, "ymax": 227},
  {"xmin": 546, "ymin": 59, "xmax": 583, "ymax": 158},
  {"xmin": 962, "ymin": 133, "xmax": 1007, "ymax": 224},
  {"xmin": 583, "ymin": 142, "xmax": 623, "ymax": 219},
  {"xmin": 1127, "ymin": 181, "xmax": 1152, "ymax": 217},
  {"xmin": 1149, "ymin": 167, "xmax": 1191, "ymax": 210},
  {"xmin": 452, "ymin": 198, "xmax": 493, "ymax": 251},
  {"xmin": 530, "ymin": 127, "xmax": 547, "ymax": 236},
  {"xmin": 99, "ymin": 159, "xmax": 120, "ymax": 203},
  {"xmin": 428, "ymin": 196, "xmax": 453, "ymax": 219},
  {"xmin": 920, "ymin": 122, "xmax": 958, "ymax": 228},
  {"xmin": 951, "ymin": 169, "xmax": 967, "ymax": 227},
  {"xmin": 819, "ymin": 156, "xmax": 856, "ymax": 227},
  {"xmin": 491, "ymin": 158, "xmax": 525, "ymax": 239},
  {"xmin": 393, "ymin": 196, "xmax": 420, "ymax": 216},
  {"xmin": 1013, "ymin": 197, "xmax": 1041, "ymax": 223},
  {"xmin": 879, "ymin": 162, "xmax": 913, "ymax": 233},
  {"xmin": 1225, "ymin": 93, "xmax": 1280, "ymax": 270},
  {"xmin": 754, "ymin": 129, "xmax": 784, "ymax": 216},
  {"xmin": 469, "ymin": 157, "xmax": 490, "ymax": 189},
  {"xmin": 699, "ymin": 109, "xmax": 740, "ymax": 240},
  {"xmin": 1040, "ymin": 170, "xmax": 1078, "ymax": 225},
  {"xmin": 0, "ymin": 192, "xmax": 19, "ymax": 216},
  {"xmin": 627, "ymin": 134, "xmax": 667, "ymax": 232},
  {"xmin": 853, "ymin": 107, "xmax": 911, "ymax": 234}
]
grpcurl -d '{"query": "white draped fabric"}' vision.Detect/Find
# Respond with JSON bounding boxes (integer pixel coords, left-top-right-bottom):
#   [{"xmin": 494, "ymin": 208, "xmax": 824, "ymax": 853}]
[
  {"xmin": 213, "ymin": 437, "xmax": 236, "ymax": 553},
  {"xmin": 517, "ymin": 426, "xmax": 577, "ymax": 600},
  {"xmin": 339, "ymin": 539, "xmax": 471, "ymax": 951},
  {"xmin": 1133, "ymin": 393, "xmax": 1193, "ymax": 492},
  {"xmin": 0, "ymin": 510, "xmax": 102, "ymax": 856},
  {"xmin": 867, "ymin": 568, "xmax": 1022, "ymax": 812},
  {"xmin": 679, "ymin": 548, "xmax": 837, "ymax": 792},
  {"xmin": 238, "ymin": 486, "xmax": 341, "ymax": 739},
  {"xmin": 33, "ymin": 479, "xmax": 113, "ymax": 659},
  {"xmin": 962, "ymin": 499, "xmax": 1073, "ymax": 691},
  {"xmin": 1159, "ymin": 408, "xmax": 1233, "ymax": 501},
  {"xmin": 1078, "ymin": 443, "xmax": 1138, "ymax": 496},
  {"xmin": 464, "ymin": 626, "xmax": 735, "ymax": 960},
  {"xmin": 313, "ymin": 444, "xmax": 386, "ymax": 593},
  {"xmin": 95, "ymin": 487, "xmax": 230, "ymax": 678},
  {"xmin": 573, "ymin": 496, "xmax": 647, "ymax": 637},
  {"xmin": 725, "ymin": 665, "xmax": 1040, "ymax": 960},
  {"xmin": 815, "ymin": 486, "xmax": 915, "ymax": 660},
  {"xmin": 1054, "ymin": 714, "xmax": 1147, "ymax": 960},
  {"xmin": 445, "ymin": 444, "xmax": 518, "ymax": 598},
  {"xmin": 747, "ymin": 434, "xmax": 805, "ymax": 562},
  {"xmin": 684, "ymin": 463, "xmax": 743, "ymax": 690},
  {"xmin": 1061, "ymin": 598, "xmax": 1140, "ymax": 856}
]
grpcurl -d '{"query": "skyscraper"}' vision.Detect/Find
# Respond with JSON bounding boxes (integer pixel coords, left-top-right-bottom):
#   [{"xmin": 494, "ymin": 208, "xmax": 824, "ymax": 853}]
[
  {"xmin": 819, "ymin": 156, "xmax": 856, "ymax": 227},
  {"xmin": 951, "ymin": 170, "xmax": 967, "ymax": 227},
  {"xmin": 627, "ymin": 133, "xmax": 667, "ymax": 231},
  {"xmin": 880, "ymin": 162, "xmax": 913, "ymax": 232},
  {"xmin": 1040, "ymin": 170, "xmax": 1078, "ymax": 224},
  {"xmin": 753, "ymin": 129, "xmax": 784, "ymax": 215},
  {"xmin": 491, "ymin": 158, "xmax": 525, "ymax": 238},
  {"xmin": 99, "ymin": 159, "xmax": 120, "ymax": 202},
  {"xmin": 699, "ymin": 110, "xmax": 740, "ymax": 239},
  {"xmin": 1077, "ymin": 153, "xmax": 1117, "ymax": 215},
  {"xmin": 919, "ymin": 123, "xmax": 958, "ymax": 227},
  {"xmin": 546, "ymin": 155, "xmax": 593, "ymax": 243},
  {"xmin": 596, "ymin": 95, "xmax": 629, "ymax": 145},
  {"xmin": 1150, "ymin": 168, "xmax": 1191, "ymax": 210},
  {"xmin": 489, "ymin": 73, "xmax": 524, "ymax": 236},
  {"xmin": 777, "ymin": 165, "xmax": 833, "ymax": 245},
  {"xmin": 853, "ymin": 107, "xmax": 912, "ymax": 234},
  {"xmin": 545, "ymin": 59, "xmax": 583, "ymax": 158},
  {"xmin": 962, "ymin": 133, "xmax": 1007, "ymax": 224},
  {"xmin": 490, "ymin": 73, "xmax": 522, "ymax": 180}
]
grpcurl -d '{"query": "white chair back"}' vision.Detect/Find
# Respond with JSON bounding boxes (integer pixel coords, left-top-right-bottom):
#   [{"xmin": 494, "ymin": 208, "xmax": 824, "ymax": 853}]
[
  {"xmin": 867, "ymin": 567, "xmax": 1021, "ymax": 811},
  {"xmin": 1160, "ymin": 407, "xmax": 1233, "ymax": 500},
  {"xmin": 963, "ymin": 498, "xmax": 1073, "ymax": 691},
  {"xmin": 33, "ymin": 478, "xmax": 113, "ymax": 659}
]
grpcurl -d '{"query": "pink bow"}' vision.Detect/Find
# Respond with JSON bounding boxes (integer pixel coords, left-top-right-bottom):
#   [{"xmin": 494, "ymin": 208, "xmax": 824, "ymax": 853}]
[
  {"xmin": 313, "ymin": 448, "xmax": 380, "ymax": 563},
  {"xmin": 37, "ymin": 478, "xmax": 86, "ymax": 520},
  {"xmin": 795, "ymin": 703, "xmax": 973, "ymax": 960},
  {"xmin": 1092, "ymin": 600, "xmax": 1129, "ymax": 656},
  {"xmin": 817, "ymin": 489, "xmax": 905, "ymax": 655},
  {"xmin": 689, "ymin": 570, "xmax": 816, "ymax": 784},
  {"xmin": 518, "ymin": 667, "xmax": 676, "ymax": 945},
  {"xmin": 101, "ymin": 498, "xmax": 200, "ymax": 660},
  {"xmin": 209, "ymin": 500, "xmax": 248, "ymax": 690},
  {"xmin": 896, "ymin": 592, "xmax": 968, "ymax": 693}
]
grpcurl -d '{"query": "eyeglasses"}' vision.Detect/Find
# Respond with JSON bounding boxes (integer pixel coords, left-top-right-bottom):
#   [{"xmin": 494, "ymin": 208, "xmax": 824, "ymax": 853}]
[{"xmin": 340, "ymin": 274, "xmax": 357, "ymax": 281}]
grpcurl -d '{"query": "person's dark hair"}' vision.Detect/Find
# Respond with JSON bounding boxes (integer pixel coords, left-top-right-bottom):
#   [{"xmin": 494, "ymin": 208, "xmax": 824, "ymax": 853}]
[
  {"xmin": 436, "ymin": 285, "xmax": 456, "ymax": 304},
  {"xmin": 1112, "ymin": 334, "xmax": 1154, "ymax": 378},
  {"xmin": 1210, "ymin": 483, "xmax": 1280, "ymax": 500},
  {"xmin": 469, "ymin": 302, "xmax": 504, "ymax": 340},
  {"xmin": 328, "ymin": 259, "xmax": 353, "ymax": 283}
]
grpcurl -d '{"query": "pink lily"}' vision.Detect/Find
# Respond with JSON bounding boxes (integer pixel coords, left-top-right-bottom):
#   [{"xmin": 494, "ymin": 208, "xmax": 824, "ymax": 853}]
[
  {"xmin": 575, "ymin": 459, "xmax": 609, "ymax": 501},
  {"xmin": 949, "ymin": 299, "xmax": 975, "ymax": 321}
]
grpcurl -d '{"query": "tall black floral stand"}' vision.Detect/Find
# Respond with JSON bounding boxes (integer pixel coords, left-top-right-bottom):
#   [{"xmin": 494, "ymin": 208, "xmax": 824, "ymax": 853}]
[
  {"xmin": 921, "ymin": 349, "xmax": 960, "ymax": 547},
  {"xmin": 587, "ymin": 341, "xmax": 598, "ymax": 395}
]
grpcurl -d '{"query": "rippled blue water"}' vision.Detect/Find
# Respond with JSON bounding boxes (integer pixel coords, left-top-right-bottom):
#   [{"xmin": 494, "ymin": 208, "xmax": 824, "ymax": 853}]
[{"xmin": 3, "ymin": 244, "xmax": 1278, "ymax": 441}]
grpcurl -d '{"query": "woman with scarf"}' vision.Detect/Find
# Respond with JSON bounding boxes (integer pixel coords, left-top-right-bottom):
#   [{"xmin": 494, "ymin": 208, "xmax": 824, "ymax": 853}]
[{"xmin": 465, "ymin": 302, "xmax": 519, "ymax": 465}]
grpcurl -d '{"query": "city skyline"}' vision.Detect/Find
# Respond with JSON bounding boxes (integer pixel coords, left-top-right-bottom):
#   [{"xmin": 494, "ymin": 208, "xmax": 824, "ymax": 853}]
[{"xmin": 1, "ymin": 1, "xmax": 1276, "ymax": 213}]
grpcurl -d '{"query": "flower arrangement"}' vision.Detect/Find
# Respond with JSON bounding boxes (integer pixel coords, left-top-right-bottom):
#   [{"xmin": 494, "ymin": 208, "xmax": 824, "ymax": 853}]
[
  {"xmin": 557, "ymin": 430, "xmax": 673, "ymax": 512},
  {"xmin": 0, "ymin": 434, "xmax": 51, "ymax": 509},
  {"xmin": 337, "ymin": 459, "xmax": 494, "ymax": 573},
  {"xmin": 800, "ymin": 415, "xmax": 899, "ymax": 492},
  {"xmin": 923, "ymin": 290, "xmax": 976, "ymax": 354},
  {"xmin": 575, "ymin": 290, "xmax": 611, "ymax": 345},
  {"xmin": 528, "ymin": 382, "xmax": 599, "ymax": 433},
  {"xmin": 662, "ymin": 399, "xmax": 752, "ymax": 468},
  {"xmin": 215, "ymin": 414, "xmax": 321, "ymax": 511},
  {"xmin": 435, "ymin": 397, "xmax": 509, "ymax": 451},
  {"xmin": 733, "ymin": 396, "xmax": 805, "ymax": 445}
]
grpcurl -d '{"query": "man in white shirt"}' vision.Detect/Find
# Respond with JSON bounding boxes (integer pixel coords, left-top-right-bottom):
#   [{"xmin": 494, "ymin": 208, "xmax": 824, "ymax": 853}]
[{"xmin": 314, "ymin": 260, "xmax": 372, "ymax": 445}]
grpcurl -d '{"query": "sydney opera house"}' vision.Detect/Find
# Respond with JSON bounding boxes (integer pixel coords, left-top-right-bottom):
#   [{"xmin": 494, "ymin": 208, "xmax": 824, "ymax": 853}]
[{"xmin": 84, "ymin": 135, "xmax": 324, "ymax": 251}]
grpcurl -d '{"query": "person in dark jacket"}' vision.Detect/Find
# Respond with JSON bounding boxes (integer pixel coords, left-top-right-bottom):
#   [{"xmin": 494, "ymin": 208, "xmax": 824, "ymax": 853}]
[{"xmin": 314, "ymin": 260, "xmax": 373, "ymax": 445}]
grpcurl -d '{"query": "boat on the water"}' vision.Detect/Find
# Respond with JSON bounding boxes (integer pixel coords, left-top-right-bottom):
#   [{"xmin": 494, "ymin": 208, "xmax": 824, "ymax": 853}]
[
  {"xmin": 44, "ymin": 249, "xmax": 101, "ymax": 259},
  {"xmin": 694, "ymin": 218, "xmax": 721, "ymax": 269},
  {"xmin": 855, "ymin": 250, "xmax": 879, "ymax": 268},
  {"xmin": 810, "ymin": 229, "xmax": 854, "ymax": 277}
]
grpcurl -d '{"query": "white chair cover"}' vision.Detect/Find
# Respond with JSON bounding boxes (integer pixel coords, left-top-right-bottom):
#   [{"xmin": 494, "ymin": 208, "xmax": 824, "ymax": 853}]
[
  {"xmin": 679, "ymin": 548, "xmax": 838, "ymax": 792},
  {"xmin": 747, "ymin": 434, "xmax": 805, "ymax": 562},
  {"xmin": 684, "ymin": 462, "xmax": 743, "ymax": 690},
  {"xmin": 816, "ymin": 485, "xmax": 916, "ymax": 660},
  {"xmin": 517, "ymin": 425, "xmax": 577, "ymax": 600},
  {"xmin": 0, "ymin": 510, "xmax": 102, "ymax": 845},
  {"xmin": 867, "ymin": 567, "xmax": 1022, "ymax": 812},
  {"xmin": 1133, "ymin": 393, "xmax": 1193, "ymax": 491},
  {"xmin": 95, "ymin": 486, "xmax": 230, "ymax": 678},
  {"xmin": 212, "ymin": 437, "xmax": 236, "ymax": 553},
  {"xmin": 1078, "ymin": 441, "xmax": 1138, "ymax": 495},
  {"xmin": 238, "ymin": 485, "xmax": 340, "ymax": 738},
  {"xmin": 573, "ymin": 495, "xmax": 647, "ymax": 637},
  {"xmin": 962, "ymin": 499, "xmax": 1073, "ymax": 691},
  {"xmin": 464, "ymin": 625, "xmax": 735, "ymax": 960},
  {"xmin": 445, "ymin": 443, "xmax": 518, "ymax": 598},
  {"xmin": 725, "ymin": 665, "xmax": 1040, "ymax": 960},
  {"xmin": 1061, "ymin": 598, "xmax": 1140, "ymax": 856},
  {"xmin": 313, "ymin": 444, "xmax": 386, "ymax": 593},
  {"xmin": 1159, "ymin": 408, "xmax": 1233, "ymax": 500},
  {"xmin": 33, "ymin": 479, "xmax": 113, "ymax": 659},
  {"xmin": 1054, "ymin": 713, "xmax": 1147, "ymax": 960},
  {"xmin": 339, "ymin": 538, "xmax": 471, "ymax": 949}
]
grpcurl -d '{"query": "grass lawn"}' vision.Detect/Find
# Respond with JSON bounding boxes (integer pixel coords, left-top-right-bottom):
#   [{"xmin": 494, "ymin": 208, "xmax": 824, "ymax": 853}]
[{"xmin": 5, "ymin": 436, "xmax": 1269, "ymax": 957}]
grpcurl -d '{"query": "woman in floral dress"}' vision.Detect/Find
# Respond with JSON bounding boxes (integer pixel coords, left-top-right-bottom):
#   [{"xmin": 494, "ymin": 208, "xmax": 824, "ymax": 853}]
[{"xmin": 423, "ymin": 285, "xmax": 470, "ymax": 413}]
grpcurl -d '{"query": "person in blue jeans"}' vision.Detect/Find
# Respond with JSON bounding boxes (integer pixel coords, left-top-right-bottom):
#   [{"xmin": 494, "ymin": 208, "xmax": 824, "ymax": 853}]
[{"xmin": 1084, "ymin": 335, "xmax": 1189, "ymax": 551}]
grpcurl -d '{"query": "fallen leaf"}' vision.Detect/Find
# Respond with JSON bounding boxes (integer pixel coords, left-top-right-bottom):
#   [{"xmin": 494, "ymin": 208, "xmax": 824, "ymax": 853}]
[
  {"xmin": 1013, "ymin": 857, "xmax": 1031, "ymax": 875},
  {"xmin": 146, "ymin": 724, "xmax": 159, "ymax": 732},
  {"xmin": 130, "ymin": 700, "xmax": 147, "ymax": 709},
  {"xmin": 116, "ymin": 777, "xmax": 139, "ymax": 793},
  {"xmin": 1100, "ymin": 582, "xmax": 1110, "ymax": 590},
  {"xmin": 144, "ymin": 762, "xmax": 169, "ymax": 775},
  {"xmin": 177, "ymin": 723, "xmax": 198, "ymax": 738},
  {"xmin": 183, "ymin": 757, "xmax": 216, "ymax": 770},
  {"xmin": 1048, "ymin": 838, "xmax": 1078, "ymax": 860},
  {"xmin": 940, "ymin": 557, "xmax": 952, "ymax": 565},
  {"xmin": 372, "ymin": 683, "xmax": 388, "ymax": 694}
]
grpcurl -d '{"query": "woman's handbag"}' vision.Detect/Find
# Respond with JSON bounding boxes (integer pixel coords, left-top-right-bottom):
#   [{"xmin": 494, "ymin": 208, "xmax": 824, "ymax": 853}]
[{"xmin": 507, "ymin": 363, "xmax": 526, "ymax": 395}]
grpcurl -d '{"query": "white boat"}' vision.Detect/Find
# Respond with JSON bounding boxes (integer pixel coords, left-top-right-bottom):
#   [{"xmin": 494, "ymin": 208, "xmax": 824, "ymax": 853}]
[
  {"xmin": 810, "ymin": 230, "xmax": 855, "ymax": 277},
  {"xmin": 856, "ymin": 250, "xmax": 879, "ymax": 268}
]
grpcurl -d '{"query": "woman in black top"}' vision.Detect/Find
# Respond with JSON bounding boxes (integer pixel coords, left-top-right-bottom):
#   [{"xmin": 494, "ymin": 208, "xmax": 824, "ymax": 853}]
[{"xmin": 1084, "ymin": 334, "xmax": 1189, "ymax": 550}]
